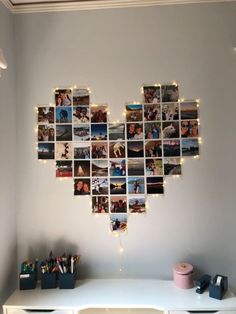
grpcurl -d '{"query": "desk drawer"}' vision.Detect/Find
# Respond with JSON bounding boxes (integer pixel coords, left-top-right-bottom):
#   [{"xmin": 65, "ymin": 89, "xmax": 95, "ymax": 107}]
[{"xmin": 6, "ymin": 309, "xmax": 73, "ymax": 314}]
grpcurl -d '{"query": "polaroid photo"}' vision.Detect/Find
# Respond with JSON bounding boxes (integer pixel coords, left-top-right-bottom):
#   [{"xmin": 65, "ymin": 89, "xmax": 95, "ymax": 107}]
[
  {"xmin": 146, "ymin": 177, "xmax": 164, "ymax": 194},
  {"xmin": 162, "ymin": 121, "xmax": 180, "ymax": 139},
  {"xmin": 38, "ymin": 106, "xmax": 54, "ymax": 124},
  {"xmin": 56, "ymin": 142, "xmax": 73, "ymax": 160},
  {"xmin": 162, "ymin": 103, "xmax": 179, "ymax": 121},
  {"xmin": 73, "ymin": 88, "xmax": 90, "ymax": 106},
  {"xmin": 110, "ymin": 159, "xmax": 126, "ymax": 176},
  {"xmin": 74, "ymin": 160, "xmax": 90, "ymax": 177},
  {"xmin": 74, "ymin": 178, "xmax": 91, "ymax": 195},
  {"xmin": 38, "ymin": 143, "xmax": 55, "ymax": 160},
  {"xmin": 91, "ymin": 105, "xmax": 107, "ymax": 123},
  {"xmin": 128, "ymin": 159, "xmax": 144, "ymax": 176},
  {"xmin": 127, "ymin": 123, "xmax": 143, "ymax": 140},
  {"xmin": 92, "ymin": 196, "xmax": 109, "ymax": 213},
  {"xmin": 145, "ymin": 158, "xmax": 163, "ymax": 176},
  {"xmin": 109, "ymin": 141, "xmax": 125, "ymax": 159},
  {"xmin": 129, "ymin": 195, "xmax": 146, "ymax": 213},
  {"xmin": 144, "ymin": 122, "xmax": 161, "ymax": 140},
  {"xmin": 181, "ymin": 120, "xmax": 199, "ymax": 138},
  {"xmin": 109, "ymin": 123, "xmax": 125, "ymax": 141},
  {"xmin": 56, "ymin": 107, "xmax": 72, "ymax": 124},
  {"xmin": 92, "ymin": 178, "xmax": 108, "ymax": 195},
  {"xmin": 38, "ymin": 125, "xmax": 55, "ymax": 142},
  {"xmin": 110, "ymin": 213, "xmax": 127, "ymax": 232},
  {"xmin": 127, "ymin": 141, "xmax": 144, "ymax": 158},
  {"xmin": 110, "ymin": 198, "xmax": 127, "ymax": 214},
  {"xmin": 110, "ymin": 177, "xmax": 126, "ymax": 195},
  {"xmin": 56, "ymin": 124, "xmax": 72, "ymax": 141},
  {"xmin": 56, "ymin": 160, "xmax": 72, "ymax": 178},
  {"xmin": 161, "ymin": 84, "xmax": 179, "ymax": 103},
  {"xmin": 128, "ymin": 177, "xmax": 145, "ymax": 194},
  {"xmin": 143, "ymin": 85, "xmax": 161, "ymax": 104},
  {"xmin": 181, "ymin": 101, "xmax": 198, "ymax": 120},
  {"xmin": 182, "ymin": 139, "xmax": 199, "ymax": 156},
  {"xmin": 73, "ymin": 125, "xmax": 90, "ymax": 141},
  {"xmin": 91, "ymin": 123, "xmax": 107, "ymax": 141},
  {"xmin": 126, "ymin": 104, "xmax": 143, "ymax": 122},
  {"xmin": 144, "ymin": 104, "xmax": 161, "ymax": 121},
  {"xmin": 145, "ymin": 140, "xmax": 162, "ymax": 157},
  {"xmin": 92, "ymin": 160, "xmax": 108, "ymax": 177},
  {"xmin": 73, "ymin": 105, "xmax": 90, "ymax": 124},
  {"xmin": 163, "ymin": 140, "xmax": 180, "ymax": 157},
  {"xmin": 55, "ymin": 89, "xmax": 72, "ymax": 106},
  {"xmin": 74, "ymin": 142, "xmax": 90, "ymax": 159},
  {"xmin": 92, "ymin": 142, "xmax": 108, "ymax": 159},
  {"xmin": 164, "ymin": 158, "xmax": 182, "ymax": 175}
]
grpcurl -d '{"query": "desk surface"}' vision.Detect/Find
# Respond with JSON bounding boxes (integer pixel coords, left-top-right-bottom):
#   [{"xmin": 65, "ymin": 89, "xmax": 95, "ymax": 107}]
[{"xmin": 3, "ymin": 279, "xmax": 236, "ymax": 311}]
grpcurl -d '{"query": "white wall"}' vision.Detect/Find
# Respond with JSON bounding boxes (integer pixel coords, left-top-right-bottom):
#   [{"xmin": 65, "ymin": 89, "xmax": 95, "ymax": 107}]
[
  {"xmin": 0, "ymin": 1, "xmax": 17, "ymax": 309},
  {"xmin": 14, "ymin": 3, "xmax": 236, "ymax": 286}
]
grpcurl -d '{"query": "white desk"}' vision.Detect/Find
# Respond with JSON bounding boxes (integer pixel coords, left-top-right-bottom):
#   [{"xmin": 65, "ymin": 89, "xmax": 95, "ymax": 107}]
[{"xmin": 3, "ymin": 279, "xmax": 236, "ymax": 314}]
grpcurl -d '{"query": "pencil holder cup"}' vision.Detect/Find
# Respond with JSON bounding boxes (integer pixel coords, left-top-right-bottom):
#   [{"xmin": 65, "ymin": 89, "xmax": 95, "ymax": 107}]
[
  {"xmin": 41, "ymin": 273, "xmax": 57, "ymax": 289},
  {"xmin": 59, "ymin": 273, "xmax": 76, "ymax": 289},
  {"xmin": 209, "ymin": 275, "xmax": 228, "ymax": 300},
  {"xmin": 19, "ymin": 272, "xmax": 36, "ymax": 290}
]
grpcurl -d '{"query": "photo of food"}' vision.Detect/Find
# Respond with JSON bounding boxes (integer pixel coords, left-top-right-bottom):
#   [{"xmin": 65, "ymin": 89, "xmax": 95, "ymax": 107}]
[
  {"xmin": 143, "ymin": 85, "xmax": 161, "ymax": 103},
  {"xmin": 129, "ymin": 196, "xmax": 146, "ymax": 213},
  {"xmin": 144, "ymin": 122, "xmax": 161, "ymax": 139},
  {"xmin": 109, "ymin": 123, "xmax": 125, "ymax": 140},
  {"xmin": 164, "ymin": 158, "xmax": 181, "ymax": 175},
  {"xmin": 181, "ymin": 101, "xmax": 198, "ymax": 120},
  {"xmin": 126, "ymin": 104, "xmax": 143, "ymax": 122},
  {"xmin": 92, "ymin": 142, "xmax": 108, "ymax": 159},
  {"xmin": 162, "ymin": 103, "xmax": 179, "ymax": 120},
  {"xmin": 162, "ymin": 121, "xmax": 180, "ymax": 139},
  {"xmin": 109, "ymin": 141, "xmax": 125, "ymax": 158},
  {"xmin": 38, "ymin": 106, "xmax": 54, "ymax": 124},
  {"xmin": 56, "ymin": 161, "xmax": 72, "ymax": 177},
  {"xmin": 110, "ymin": 178, "xmax": 126, "ymax": 195},
  {"xmin": 92, "ymin": 196, "xmax": 109, "ymax": 213},
  {"xmin": 110, "ymin": 199, "xmax": 127, "ymax": 214}
]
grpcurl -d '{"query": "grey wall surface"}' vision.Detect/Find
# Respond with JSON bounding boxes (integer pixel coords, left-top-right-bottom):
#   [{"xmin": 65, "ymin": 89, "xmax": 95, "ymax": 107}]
[
  {"xmin": 0, "ymin": 1, "xmax": 17, "ymax": 310},
  {"xmin": 13, "ymin": 3, "xmax": 236, "ymax": 286}
]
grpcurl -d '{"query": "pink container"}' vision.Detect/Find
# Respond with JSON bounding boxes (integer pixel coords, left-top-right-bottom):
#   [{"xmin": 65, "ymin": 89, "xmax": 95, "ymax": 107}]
[{"xmin": 173, "ymin": 262, "xmax": 194, "ymax": 289}]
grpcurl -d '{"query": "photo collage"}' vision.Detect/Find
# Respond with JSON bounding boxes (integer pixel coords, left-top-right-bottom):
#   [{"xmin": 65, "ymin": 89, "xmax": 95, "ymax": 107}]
[{"xmin": 37, "ymin": 84, "xmax": 200, "ymax": 233}]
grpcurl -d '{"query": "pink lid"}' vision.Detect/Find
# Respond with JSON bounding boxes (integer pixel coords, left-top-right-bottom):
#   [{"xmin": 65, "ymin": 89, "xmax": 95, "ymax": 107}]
[{"xmin": 173, "ymin": 262, "xmax": 193, "ymax": 275}]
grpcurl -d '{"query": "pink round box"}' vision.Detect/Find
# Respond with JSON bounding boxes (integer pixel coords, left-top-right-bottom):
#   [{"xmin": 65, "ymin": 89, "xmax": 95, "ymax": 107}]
[{"xmin": 173, "ymin": 262, "xmax": 194, "ymax": 289}]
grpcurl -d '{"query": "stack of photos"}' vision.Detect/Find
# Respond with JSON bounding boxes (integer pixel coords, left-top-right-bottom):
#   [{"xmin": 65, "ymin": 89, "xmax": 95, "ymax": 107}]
[{"xmin": 37, "ymin": 84, "xmax": 200, "ymax": 233}]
